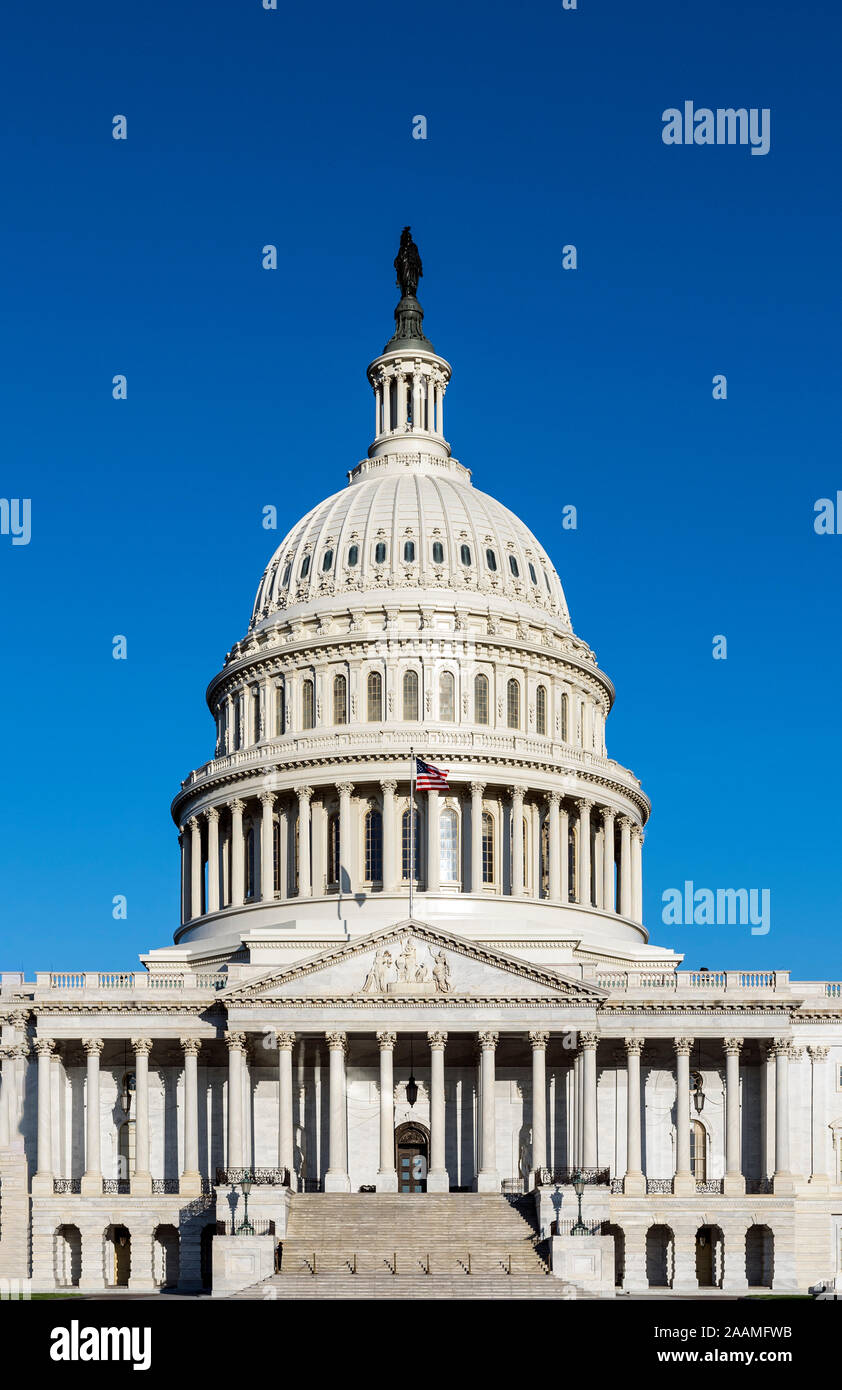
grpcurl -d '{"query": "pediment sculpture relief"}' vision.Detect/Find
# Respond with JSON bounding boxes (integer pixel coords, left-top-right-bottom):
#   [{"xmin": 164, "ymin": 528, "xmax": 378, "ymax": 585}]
[{"xmin": 360, "ymin": 936, "xmax": 452, "ymax": 996}]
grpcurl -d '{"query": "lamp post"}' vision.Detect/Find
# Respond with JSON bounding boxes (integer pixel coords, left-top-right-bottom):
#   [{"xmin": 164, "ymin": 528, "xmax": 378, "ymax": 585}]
[
  {"xmin": 571, "ymin": 1169, "xmax": 588, "ymax": 1235},
  {"xmin": 237, "ymin": 1173, "xmax": 254, "ymax": 1235}
]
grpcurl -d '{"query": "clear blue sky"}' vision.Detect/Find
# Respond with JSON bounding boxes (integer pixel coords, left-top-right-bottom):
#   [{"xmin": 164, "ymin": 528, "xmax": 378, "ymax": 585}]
[{"xmin": 1, "ymin": 0, "xmax": 840, "ymax": 978}]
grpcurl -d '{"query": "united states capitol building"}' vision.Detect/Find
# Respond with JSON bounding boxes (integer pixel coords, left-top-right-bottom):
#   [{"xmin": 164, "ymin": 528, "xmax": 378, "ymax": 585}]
[{"xmin": 1, "ymin": 234, "xmax": 840, "ymax": 1299}]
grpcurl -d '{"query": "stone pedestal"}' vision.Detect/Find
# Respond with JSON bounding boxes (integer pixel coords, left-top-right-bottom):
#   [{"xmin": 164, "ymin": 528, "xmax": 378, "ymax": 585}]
[
  {"xmin": 211, "ymin": 1235, "xmax": 276, "ymax": 1296},
  {"xmin": 723, "ymin": 1173, "xmax": 746, "ymax": 1196},
  {"xmin": 622, "ymin": 1171, "xmax": 646, "ymax": 1196},
  {"xmin": 375, "ymin": 1171, "xmax": 398, "ymax": 1193},
  {"xmin": 551, "ymin": 1235, "xmax": 615, "ymax": 1295}
]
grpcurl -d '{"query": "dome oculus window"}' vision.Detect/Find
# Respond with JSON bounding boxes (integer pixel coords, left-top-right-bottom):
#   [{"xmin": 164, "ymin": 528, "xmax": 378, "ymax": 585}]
[
  {"xmin": 485, "ymin": 549, "xmax": 498, "ymax": 572},
  {"xmin": 374, "ymin": 542, "xmax": 387, "ymax": 564},
  {"xmin": 347, "ymin": 544, "xmax": 359, "ymax": 567},
  {"xmin": 403, "ymin": 540, "xmax": 416, "ymax": 563},
  {"xmin": 321, "ymin": 549, "xmax": 334, "ymax": 572},
  {"xmin": 459, "ymin": 544, "xmax": 472, "ymax": 566},
  {"xmin": 508, "ymin": 555, "xmax": 519, "ymax": 578},
  {"xmin": 300, "ymin": 555, "xmax": 311, "ymax": 579},
  {"xmin": 432, "ymin": 541, "xmax": 444, "ymax": 564}
]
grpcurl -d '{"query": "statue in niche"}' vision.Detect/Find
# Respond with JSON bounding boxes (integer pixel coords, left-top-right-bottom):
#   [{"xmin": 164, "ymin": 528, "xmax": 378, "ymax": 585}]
[
  {"xmin": 361, "ymin": 947, "xmax": 393, "ymax": 994},
  {"xmin": 432, "ymin": 951, "xmax": 452, "ymax": 994}
]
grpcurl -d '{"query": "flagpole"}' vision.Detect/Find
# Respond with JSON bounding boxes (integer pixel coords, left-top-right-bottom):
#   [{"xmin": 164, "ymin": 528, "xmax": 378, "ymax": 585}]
[{"xmin": 409, "ymin": 746, "xmax": 415, "ymax": 921}]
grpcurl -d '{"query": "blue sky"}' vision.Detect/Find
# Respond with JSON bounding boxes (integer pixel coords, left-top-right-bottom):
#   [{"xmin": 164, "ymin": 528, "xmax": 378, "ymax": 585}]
[{"xmin": 1, "ymin": 0, "xmax": 840, "ymax": 977}]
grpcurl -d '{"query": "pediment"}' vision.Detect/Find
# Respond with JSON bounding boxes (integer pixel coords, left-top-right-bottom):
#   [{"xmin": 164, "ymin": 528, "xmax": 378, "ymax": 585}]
[{"xmin": 222, "ymin": 920, "xmax": 607, "ymax": 1005}]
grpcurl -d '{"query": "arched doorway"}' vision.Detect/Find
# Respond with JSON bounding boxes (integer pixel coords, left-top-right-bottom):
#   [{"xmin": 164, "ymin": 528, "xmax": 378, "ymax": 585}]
[
  {"xmin": 106, "ymin": 1225, "xmax": 131, "ymax": 1287},
  {"xmin": 153, "ymin": 1225, "xmax": 180, "ymax": 1288},
  {"xmin": 746, "ymin": 1224, "xmax": 774, "ymax": 1288},
  {"xmin": 395, "ymin": 1121, "xmax": 429, "ymax": 1193},
  {"xmin": 200, "ymin": 1224, "xmax": 215, "ymax": 1290},
  {"xmin": 646, "ymin": 1224, "xmax": 674, "ymax": 1288},
  {"xmin": 603, "ymin": 1223, "xmax": 625, "ymax": 1288},
  {"xmin": 55, "ymin": 1225, "xmax": 82, "ymax": 1287},
  {"xmin": 695, "ymin": 1225, "xmax": 723, "ymax": 1287}
]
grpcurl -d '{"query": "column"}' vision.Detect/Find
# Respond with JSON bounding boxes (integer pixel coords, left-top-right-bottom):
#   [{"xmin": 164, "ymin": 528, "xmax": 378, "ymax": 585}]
[
  {"xmin": 529, "ymin": 1031, "xmax": 549, "ymax": 1185},
  {"xmin": 296, "ymin": 785, "xmax": 313, "ymax": 897},
  {"xmin": 624, "ymin": 1038, "xmax": 645, "ymax": 1193},
  {"xmin": 225, "ymin": 1031, "xmax": 246, "ymax": 1172},
  {"xmin": 773, "ymin": 1038, "xmax": 795, "ymax": 1192},
  {"xmin": 382, "ymin": 371, "xmax": 391, "ymax": 432},
  {"xmin": 260, "ymin": 791, "xmax": 275, "ymax": 901},
  {"xmin": 337, "ymin": 781, "xmax": 354, "ymax": 894},
  {"xmin": 427, "ymin": 1032, "xmax": 449, "ymax": 1191},
  {"xmin": 397, "ymin": 372, "xmax": 407, "ymax": 427},
  {"xmin": 277, "ymin": 1032, "xmax": 296, "ymax": 1185},
  {"xmin": 574, "ymin": 1049, "xmax": 583, "ymax": 1164},
  {"xmin": 205, "ymin": 808, "xmax": 220, "ymax": 914},
  {"xmin": 559, "ymin": 801, "xmax": 569, "ymax": 901},
  {"xmin": 808, "ymin": 1045, "xmax": 830, "ymax": 1188},
  {"xmin": 381, "ymin": 781, "xmax": 398, "ymax": 892},
  {"xmin": 723, "ymin": 1037, "xmax": 745, "ymax": 1195},
  {"xmin": 180, "ymin": 1037, "xmax": 202, "ymax": 1196},
  {"xmin": 575, "ymin": 800, "xmax": 592, "ymax": 906},
  {"xmin": 631, "ymin": 826, "xmax": 643, "ymax": 923},
  {"xmin": 224, "ymin": 693, "xmax": 234, "ymax": 752},
  {"xmin": 33, "ymin": 1037, "xmax": 55, "ymax": 1192},
  {"xmin": 81, "ymin": 1037, "xmax": 104, "ymax": 1195},
  {"xmin": 602, "ymin": 808, "xmax": 616, "ymax": 912},
  {"xmin": 510, "ymin": 786, "xmax": 525, "ymax": 895},
  {"xmin": 131, "ymin": 1038, "xmax": 152, "ymax": 1194},
  {"xmin": 674, "ymin": 1037, "xmax": 694, "ymax": 1195},
  {"xmin": 0, "ymin": 1047, "xmax": 11, "ymax": 1147},
  {"xmin": 581, "ymin": 1032, "xmax": 598, "ymax": 1167},
  {"xmin": 189, "ymin": 816, "xmax": 202, "ymax": 919},
  {"xmin": 594, "ymin": 821, "xmax": 604, "ymax": 908},
  {"xmin": 470, "ymin": 782, "xmax": 485, "ymax": 892},
  {"xmin": 761, "ymin": 1044, "xmax": 776, "ymax": 1182},
  {"xmin": 619, "ymin": 816, "xmax": 632, "ymax": 917},
  {"xmin": 179, "ymin": 830, "xmax": 188, "ymax": 924},
  {"xmin": 230, "ymin": 799, "xmax": 245, "ymax": 908},
  {"xmin": 476, "ymin": 1032, "xmax": 499, "ymax": 1191},
  {"xmin": 426, "ymin": 373, "xmax": 435, "ymax": 432},
  {"xmin": 546, "ymin": 793, "xmax": 561, "ymax": 900},
  {"xmin": 426, "ymin": 788, "xmax": 440, "ymax": 893},
  {"xmin": 376, "ymin": 1031, "xmax": 397, "ymax": 1191},
  {"xmin": 325, "ymin": 1032, "xmax": 350, "ymax": 1191}
]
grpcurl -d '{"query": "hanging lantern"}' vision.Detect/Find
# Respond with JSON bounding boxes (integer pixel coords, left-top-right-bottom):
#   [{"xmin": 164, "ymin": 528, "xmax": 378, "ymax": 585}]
[{"xmin": 406, "ymin": 1073, "xmax": 418, "ymax": 1108}]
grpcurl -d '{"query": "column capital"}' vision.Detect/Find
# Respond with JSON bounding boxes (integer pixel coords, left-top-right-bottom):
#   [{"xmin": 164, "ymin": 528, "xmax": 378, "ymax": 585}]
[
  {"xmin": 632, "ymin": 824, "xmax": 644, "ymax": 843},
  {"xmin": 131, "ymin": 1037, "xmax": 153, "ymax": 1057},
  {"xmin": 326, "ymin": 1031, "xmax": 348, "ymax": 1053},
  {"xmin": 34, "ymin": 1037, "xmax": 56, "ymax": 1057},
  {"xmin": 469, "ymin": 781, "xmax": 486, "ymax": 797},
  {"xmin": 617, "ymin": 813, "xmax": 633, "ymax": 830},
  {"xmin": 259, "ymin": 789, "xmax": 275, "ymax": 809},
  {"xmin": 230, "ymin": 798, "xmax": 245, "ymax": 815},
  {"xmin": 772, "ymin": 1036, "xmax": 791, "ymax": 1057},
  {"xmin": 427, "ymin": 1030, "xmax": 448, "ymax": 1050},
  {"xmin": 674, "ymin": 1037, "xmax": 694, "ymax": 1057},
  {"xmin": 187, "ymin": 814, "xmax": 200, "ymax": 831},
  {"xmin": 528, "ymin": 1030, "xmax": 549, "ymax": 1050},
  {"xmin": 507, "ymin": 784, "xmax": 527, "ymax": 803},
  {"xmin": 624, "ymin": 1036, "xmax": 644, "ymax": 1056},
  {"xmin": 224, "ymin": 1030, "xmax": 247, "ymax": 1053},
  {"xmin": 376, "ymin": 1031, "xmax": 397, "ymax": 1051},
  {"xmin": 808, "ymin": 1045, "xmax": 830, "ymax": 1062},
  {"xmin": 295, "ymin": 784, "xmax": 314, "ymax": 803},
  {"xmin": 575, "ymin": 798, "xmax": 594, "ymax": 814},
  {"xmin": 179, "ymin": 1037, "xmax": 202, "ymax": 1056},
  {"xmin": 337, "ymin": 781, "xmax": 355, "ymax": 797},
  {"xmin": 478, "ymin": 1030, "xmax": 498, "ymax": 1051},
  {"xmin": 380, "ymin": 779, "xmax": 397, "ymax": 795},
  {"xmin": 204, "ymin": 805, "xmax": 220, "ymax": 824},
  {"xmin": 276, "ymin": 1032, "xmax": 296, "ymax": 1052},
  {"xmin": 602, "ymin": 805, "xmax": 616, "ymax": 823},
  {"xmin": 580, "ymin": 1031, "xmax": 598, "ymax": 1050},
  {"xmin": 544, "ymin": 790, "xmax": 561, "ymax": 809},
  {"xmin": 723, "ymin": 1037, "xmax": 743, "ymax": 1056},
  {"xmin": 82, "ymin": 1037, "xmax": 104, "ymax": 1057}
]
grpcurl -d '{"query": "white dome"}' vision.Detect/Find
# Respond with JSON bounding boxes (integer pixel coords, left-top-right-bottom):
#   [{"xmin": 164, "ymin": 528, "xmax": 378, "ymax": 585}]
[{"xmin": 250, "ymin": 452, "xmax": 571, "ymax": 633}]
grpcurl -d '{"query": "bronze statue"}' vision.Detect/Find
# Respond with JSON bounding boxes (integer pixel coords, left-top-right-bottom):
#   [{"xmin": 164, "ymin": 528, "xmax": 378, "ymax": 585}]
[{"xmin": 394, "ymin": 226, "xmax": 422, "ymax": 298}]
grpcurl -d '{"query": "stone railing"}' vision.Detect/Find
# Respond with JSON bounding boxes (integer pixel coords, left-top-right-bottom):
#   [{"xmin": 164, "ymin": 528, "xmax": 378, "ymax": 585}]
[
  {"xmin": 36, "ymin": 971, "xmax": 227, "ymax": 994},
  {"xmin": 596, "ymin": 970, "xmax": 791, "ymax": 993},
  {"xmin": 215, "ymin": 1167, "xmax": 290, "ymax": 1188},
  {"xmin": 537, "ymin": 1167, "xmax": 610, "ymax": 1187}
]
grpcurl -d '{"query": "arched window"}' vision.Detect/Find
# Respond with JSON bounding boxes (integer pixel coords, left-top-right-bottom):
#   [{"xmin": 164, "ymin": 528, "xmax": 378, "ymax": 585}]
[
  {"xmin": 374, "ymin": 542, "xmax": 387, "ymax": 564},
  {"xmin": 367, "ymin": 671, "xmax": 382, "ymax": 721},
  {"xmin": 302, "ymin": 678, "xmax": 315, "ymax": 730},
  {"xmin": 544, "ymin": 570, "xmax": 551, "ymax": 593},
  {"xmin": 528, "ymin": 562, "xmax": 537, "ymax": 585},
  {"xmin": 282, "ymin": 563, "xmax": 291, "ymax": 586},
  {"xmin": 460, "ymin": 543, "xmax": 472, "ymax": 566},
  {"xmin": 347, "ymin": 544, "xmax": 359, "ymax": 567},
  {"xmin": 481, "ymin": 812, "xmax": 495, "ymax": 884},
  {"xmin": 690, "ymin": 1120, "xmax": 707, "ymax": 1181},
  {"xmin": 474, "ymin": 673, "xmax": 489, "ymax": 725},
  {"xmin": 506, "ymin": 678, "xmax": 520, "ymax": 729},
  {"xmin": 432, "ymin": 541, "xmax": 444, "ymax": 564},
  {"xmin": 274, "ymin": 682, "xmax": 285, "ymax": 737},
  {"xmin": 364, "ymin": 809, "xmax": 383, "ymax": 883},
  {"xmin": 439, "ymin": 807, "xmax": 459, "ymax": 882},
  {"xmin": 321, "ymin": 549, "xmax": 334, "ymax": 572},
  {"xmin": 300, "ymin": 554, "xmax": 310, "ymax": 579},
  {"xmin": 403, "ymin": 540, "xmax": 415, "ymax": 562},
  {"xmin": 540, "ymin": 818, "xmax": 549, "ymax": 897},
  {"xmin": 439, "ymin": 671, "xmax": 455, "ymax": 722},
  {"xmin": 536, "ymin": 684, "xmax": 547, "ymax": 735},
  {"xmin": 232, "ymin": 695, "xmax": 241, "ymax": 751},
  {"xmin": 327, "ymin": 813, "xmax": 340, "ymax": 887},
  {"xmin": 245, "ymin": 826, "xmax": 256, "ymax": 900},
  {"xmin": 273, "ymin": 816, "xmax": 282, "ymax": 893},
  {"xmin": 561, "ymin": 691, "xmax": 569, "ymax": 742},
  {"xmin": 403, "ymin": 669, "xmax": 419, "ymax": 721},
  {"xmin": 401, "ymin": 807, "xmax": 420, "ymax": 881},
  {"xmin": 508, "ymin": 555, "xmax": 519, "ymax": 577},
  {"xmin": 568, "ymin": 822, "xmax": 576, "ymax": 902},
  {"xmin": 333, "ymin": 674, "xmax": 347, "ymax": 725},
  {"xmin": 486, "ymin": 548, "xmax": 498, "ymax": 572}
]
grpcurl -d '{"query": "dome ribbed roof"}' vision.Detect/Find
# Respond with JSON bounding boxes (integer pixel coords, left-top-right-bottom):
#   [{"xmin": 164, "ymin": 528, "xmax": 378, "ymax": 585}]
[{"xmin": 250, "ymin": 454, "xmax": 571, "ymax": 631}]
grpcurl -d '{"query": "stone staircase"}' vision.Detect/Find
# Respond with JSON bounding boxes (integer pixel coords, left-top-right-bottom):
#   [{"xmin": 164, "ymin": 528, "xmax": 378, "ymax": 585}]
[{"xmin": 227, "ymin": 1193, "xmax": 581, "ymax": 1299}]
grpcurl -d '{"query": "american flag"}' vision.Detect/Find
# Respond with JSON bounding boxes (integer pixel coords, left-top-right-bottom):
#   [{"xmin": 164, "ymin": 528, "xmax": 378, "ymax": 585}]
[{"xmin": 415, "ymin": 756, "xmax": 449, "ymax": 790}]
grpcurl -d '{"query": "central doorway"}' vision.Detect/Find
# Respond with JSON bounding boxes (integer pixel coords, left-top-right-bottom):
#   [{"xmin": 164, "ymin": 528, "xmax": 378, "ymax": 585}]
[{"xmin": 395, "ymin": 1121, "xmax": 429, "ymax": 1193}]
